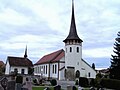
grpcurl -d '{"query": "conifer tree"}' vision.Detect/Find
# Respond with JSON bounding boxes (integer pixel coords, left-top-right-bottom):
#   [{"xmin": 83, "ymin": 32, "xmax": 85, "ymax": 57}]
[{"xmin": 109, "ymin": 31, "xmax": 120, "ymax": 80}]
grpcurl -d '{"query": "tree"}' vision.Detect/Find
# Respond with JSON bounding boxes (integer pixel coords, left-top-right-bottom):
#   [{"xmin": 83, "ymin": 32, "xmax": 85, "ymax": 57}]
[
  {"xmin": 92, "ymin": 63, "xmax": 95, "ymax": 70},
  {"xmin": 109, "ymin": 31, "xmax": 120, "ymax": 80}
]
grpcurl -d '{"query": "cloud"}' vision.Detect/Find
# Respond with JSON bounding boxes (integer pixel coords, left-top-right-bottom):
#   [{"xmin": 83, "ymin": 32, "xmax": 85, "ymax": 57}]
[
  {"xmin": 83, "ymin": 47, "xmax": 113, "ymax": 58},
  {"xmin": 0, "ymin": 0, "xmax": 120, "ymax": 69},
  {"xmin": 0, "ymin": 8, "xmax": 32, "ymax": 26}
]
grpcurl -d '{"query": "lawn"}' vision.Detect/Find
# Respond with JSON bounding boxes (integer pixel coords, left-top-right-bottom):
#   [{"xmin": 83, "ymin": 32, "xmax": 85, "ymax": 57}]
[{"xmin": 32, "ymin": 86, "xmax": 54, "ymax": 90}]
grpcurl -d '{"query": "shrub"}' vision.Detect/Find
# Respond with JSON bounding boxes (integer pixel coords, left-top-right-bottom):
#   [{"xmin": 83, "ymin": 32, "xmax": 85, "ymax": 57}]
[
  {"xmin": 16, "ymin": 75, "xmax": 23, "ymax": 84},
  {"xmin": 100, "ymin": 78, "xmax": 120, "ymax": 89},
  {"xmin": 79, "ymin": 77, "xmax": 89, "ymax": 87},
  {"xmin": 90, "ymin": 78, "xmax": 95, "ymax": 87},
  {"xmin": 75, "ymin": 80, "xmax": 79, "ymax": 85},
  {"xmin": 50, "ymin": 79, "xmax": 57, "ymax": 86}
]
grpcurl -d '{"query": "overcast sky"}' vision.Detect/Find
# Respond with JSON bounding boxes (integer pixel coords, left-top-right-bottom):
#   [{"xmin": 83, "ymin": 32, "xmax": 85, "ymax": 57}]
[{"xmin": 0, "ymin": 0, "xmax": 120, "ymax": 69}]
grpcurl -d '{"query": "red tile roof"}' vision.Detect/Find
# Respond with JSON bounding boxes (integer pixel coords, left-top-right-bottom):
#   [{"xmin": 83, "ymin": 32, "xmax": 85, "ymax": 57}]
[
  {"xmin": 8, "ymin": 56, "xmax": 33, "ymax": 67},
  {"xmin": 35, "ymin": 49, "xmax": 65, "ymax": 65}
]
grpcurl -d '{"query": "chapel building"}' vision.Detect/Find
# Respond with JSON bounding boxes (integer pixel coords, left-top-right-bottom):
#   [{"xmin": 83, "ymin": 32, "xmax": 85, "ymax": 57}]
[{"xmin": 34, "ymin": 0, "xmax": 96, "ymax": 80}]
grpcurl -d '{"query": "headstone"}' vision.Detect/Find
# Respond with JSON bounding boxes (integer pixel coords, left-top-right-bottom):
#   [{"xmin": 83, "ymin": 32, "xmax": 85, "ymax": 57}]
[
  {"xmin": 78, "ymin": 86, "xmax": 82, "ymax": 90},
  {"xmin": 0, "ymin": 84, "xmax": 4, "ymax": 90},
  {"xmin": 67, "ymin": 85, "xmax": 72, "ymax": 90},
  {"xmin": 54, "ymin": 85, "xmax": 61, "ymax": 90},
  {"xmin": 7, "ymin": 81, "xmax": 15, "ymax": 90},
  {"xmin": 16, "ymin": 83, "xmax": 22, "ymax": 90},
  {"xmin": 22, "ymin": 81, "xmax": 32, "ymax": 90},
  {"xmin": 90, "ymin": 87, "xmax": 95, "ymax": 90},
  {"xmin": 72, "ymin": 86, "xmax": 77, "ymax": 90},
  {"xmin": 1, "ymin": 77, "xmax": 8, "ymax": 90}
]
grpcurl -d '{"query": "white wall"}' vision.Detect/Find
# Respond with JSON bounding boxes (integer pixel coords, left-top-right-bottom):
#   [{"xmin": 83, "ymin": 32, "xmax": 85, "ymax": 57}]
[
  {"xmin": 5, "ymin": 60, "xmax": 10, "ymax": 75},
  {"xmin": 65, "ymin": 44, "xmax": 82, "ymax": 71},
  {"xmin": 10, "ymin": 66, "xmax": 28, "ymax": 74},
  {"xmin": 81, "ymin": 60, "xmax": 96, "ymax": 78}
]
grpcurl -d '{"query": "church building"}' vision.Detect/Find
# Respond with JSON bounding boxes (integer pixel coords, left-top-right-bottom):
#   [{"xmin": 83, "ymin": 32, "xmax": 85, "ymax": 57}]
[{"xmin": 34, "ymin": 1, "xmax": 96, "ymax": 80}]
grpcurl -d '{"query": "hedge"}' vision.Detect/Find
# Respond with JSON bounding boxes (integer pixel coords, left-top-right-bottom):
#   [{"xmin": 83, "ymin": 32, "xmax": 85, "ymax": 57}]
[{"xmin": 100, "ymin": 78, "xmax": 120, "ymax": 89}]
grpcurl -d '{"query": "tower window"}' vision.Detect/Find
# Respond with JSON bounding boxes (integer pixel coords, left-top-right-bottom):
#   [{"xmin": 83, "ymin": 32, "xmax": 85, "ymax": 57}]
[
  {"xmin": 77, "ymin": 47, "xmax": 79, "ymax": 53},
  {"xmin": 70, "ymin": 47, "xmax": 72, "ymax": 52}
]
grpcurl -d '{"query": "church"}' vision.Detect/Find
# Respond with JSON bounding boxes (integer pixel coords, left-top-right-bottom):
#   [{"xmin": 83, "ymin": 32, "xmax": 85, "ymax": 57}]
[{"xmin": 34, "ymin": 1, "xmax": 96, "ymax": 80}]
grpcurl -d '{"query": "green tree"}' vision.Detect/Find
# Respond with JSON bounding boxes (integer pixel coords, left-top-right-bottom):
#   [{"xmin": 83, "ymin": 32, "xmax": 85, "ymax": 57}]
[
  {"xmin": 110, "ymin": 31, "xmax": 120, "ymax": 80},
  {"xmin": 92, "ymin": 63, "xmax": 95, "ymax": 70}
]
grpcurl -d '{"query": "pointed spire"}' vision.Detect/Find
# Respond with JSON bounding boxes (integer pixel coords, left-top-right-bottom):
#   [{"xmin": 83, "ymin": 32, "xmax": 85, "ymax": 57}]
[
  {"xmin": 63, "ymin": 0, "xmax": 82, "ymax": 43},
  {"xmin": 24, "ymin": 45, "xmax": 27, "ymax": 58}
]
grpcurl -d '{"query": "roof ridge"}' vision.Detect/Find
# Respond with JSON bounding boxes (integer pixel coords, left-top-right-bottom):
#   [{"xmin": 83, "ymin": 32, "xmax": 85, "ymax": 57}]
[{"xmin": 50, "ymin": 49, "xmax": 64, "ymax": 62}]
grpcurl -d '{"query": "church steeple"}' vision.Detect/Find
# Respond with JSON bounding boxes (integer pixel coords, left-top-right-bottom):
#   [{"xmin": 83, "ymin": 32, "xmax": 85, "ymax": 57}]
[
  {"xmin": 63, "ymin": 0, "xmax": 82, "ymax": 43},
  {"xmin": 24, "ymin": 45, "xmax": 27, "ymax": 58}
]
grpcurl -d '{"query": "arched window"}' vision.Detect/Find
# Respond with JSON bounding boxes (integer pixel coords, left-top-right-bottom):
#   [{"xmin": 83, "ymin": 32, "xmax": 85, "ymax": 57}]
[
  {"xmin": 77, "ymin": 47, "xmax": 79, "ymax": 53},
  {"xmin": 88, "ymin": 72, "xmax": 91, "ymax": 77},
  {"xmin": 75, "ymin": 70, "xmax": 80, "ymax": 78},
  {"xmin": 46, "ymin": 65, "xmax": 47, "ymax": 74},
  {"xmin": 70, "ymin": 47, "xmax": 72, "ymax": 52},
  {"xmin": 55, "ymin": 64, "xmax": 57, "ymax": 74},
  {"xmin": 53, "ymin": 65, "xmax": 54, "ymax": 73}
]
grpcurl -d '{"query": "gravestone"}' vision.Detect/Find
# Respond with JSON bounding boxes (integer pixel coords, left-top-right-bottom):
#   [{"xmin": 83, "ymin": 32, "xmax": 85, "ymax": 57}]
[
  {"xmin": 54, "ymin": 85, "xmax": 61, "ymax": 90},
  {"xmin": 1, "ymin": 77, "xmax": 8, "ymax": 90},
  {"xmin": 90, "ymin": 87, "xmax": 95, "ymax": 90},
  {"xmin": 0, "ymin": 84, "xmax": 4, "ymax": 90},
  {"xmin": 22, "ymin": 79, "xmax": 32, "ymax": 90},
  {"xmin": 67, "ymin": 85, "xmax": 72, "ymax": 90},
  {"xmin": 7, "ymin": 80, "xmax": 15, "ymax": 90},
  {"xmin": 16, "ymin": 83, "xmax": 22, "ymax": 90},
  {"xmin": 72, "ymin": 86, "xmax": 77, "ymax": 90},
  {"xmin": 78, "ymin": 86, "xmax": 82, "ymax": 90}
]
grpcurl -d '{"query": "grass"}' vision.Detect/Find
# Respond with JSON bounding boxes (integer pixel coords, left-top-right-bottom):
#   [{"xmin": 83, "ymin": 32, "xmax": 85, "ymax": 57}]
[{"xmin": 32, "ymin": 86, "xmax": 54, "ymax": 90}]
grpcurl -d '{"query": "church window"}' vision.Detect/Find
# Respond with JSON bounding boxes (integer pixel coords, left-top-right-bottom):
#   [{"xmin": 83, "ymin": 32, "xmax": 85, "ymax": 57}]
[
  {"xmin": 43, "ymin": 66, "xmax": 45, "ymax": 74},
  {"xmin": 77, "ymin": 47, "xmax": 79, "ymax": 53},
  {"xmin": 55, "ymin": 64, "xmax": 57, "ymax": 74},
  {"xmin": 88, "ymin": 72, "xmax": 91, "ymax": 77},
  {"xmin": 46, "ymin": 65, "xmax": 47, "ymax": 74},
  {"xmin": 70, "ymin": 47, "xmax": 72, "ymax": 52},
  {"xmin": 53, "ymin": 65, "xmax": 54, "ymax": 73}
]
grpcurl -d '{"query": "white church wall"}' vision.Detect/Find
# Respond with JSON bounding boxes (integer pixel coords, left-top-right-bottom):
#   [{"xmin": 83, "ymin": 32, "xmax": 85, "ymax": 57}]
[
  {"xmin": 11, "ymin": 66, "xmax": 28, "ymax": 74},
  {"xmin": 5, "ymin": 60, "xmax": 10, "ymax": 75},
  {"xmin": 65, "ymin": 45, "xmax": 82, "ymax": 71},
  {"xmin": 81, "ymin": 60, "xmax": 96, "ymax": 78},
  {"xmin": 59, "ymin": 58, "xmax": 65, "ymax": 80},
  {"xmin": 34, "ymin": 64, "xmax": 49, "ymax": 77}
]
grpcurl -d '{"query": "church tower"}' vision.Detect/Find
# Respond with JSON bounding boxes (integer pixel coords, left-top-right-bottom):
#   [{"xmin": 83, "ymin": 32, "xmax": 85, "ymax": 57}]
[
  {"xmin": 24, "ymin": 45, "xmax": 28, "ymax": 58},
  {"xmin": 63, "ymin": 0, "xmax": 83, "ymax": 76}
]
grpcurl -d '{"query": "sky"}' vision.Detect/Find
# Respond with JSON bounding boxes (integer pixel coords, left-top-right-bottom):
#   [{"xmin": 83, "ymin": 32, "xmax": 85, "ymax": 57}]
[{"xmin": 0, "ymin": 0, "xmax": 120, "ymax": 69}]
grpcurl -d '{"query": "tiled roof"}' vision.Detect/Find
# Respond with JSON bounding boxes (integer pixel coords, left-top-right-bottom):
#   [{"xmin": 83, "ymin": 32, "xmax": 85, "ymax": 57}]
[
  {"xmin": 8, "ymin": 56, "xmax": 33, "ymax": 67},
  {"xmin": 34, "ymin": 49, "xmax": 64, "ymax": 65}
]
